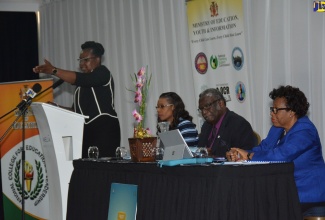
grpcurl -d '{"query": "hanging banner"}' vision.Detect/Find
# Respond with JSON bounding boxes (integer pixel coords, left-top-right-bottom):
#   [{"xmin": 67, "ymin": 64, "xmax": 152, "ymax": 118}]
[
  {"xmin": 186, "ymin": 0, "xmax": 252, "ymax": 128},
  {"xmin": 0, "ymin": 79, "xmax": 53, "ymax": 220}
]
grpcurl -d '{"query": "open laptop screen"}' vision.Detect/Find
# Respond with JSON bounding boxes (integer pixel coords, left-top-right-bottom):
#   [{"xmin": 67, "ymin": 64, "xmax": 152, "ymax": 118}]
[{"xmin": 158, "ymin": 129, "xmax": 194, "ymax": 160}]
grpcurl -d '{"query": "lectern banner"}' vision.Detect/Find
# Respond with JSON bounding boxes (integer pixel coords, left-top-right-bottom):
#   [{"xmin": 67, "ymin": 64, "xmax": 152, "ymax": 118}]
[
  {"xmin": 0, "ymin": 79, "xmax": 53, "ymax": 220},
  {"xmin": 186, "ymin": 0, "xmax": 252, "ymax": 128}
]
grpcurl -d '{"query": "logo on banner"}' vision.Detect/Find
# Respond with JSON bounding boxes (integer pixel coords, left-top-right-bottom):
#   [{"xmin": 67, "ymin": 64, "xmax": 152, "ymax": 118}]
[
  {"xmin": 313, "ymin": 1, "xmax": 325, "ymax": 12},
  {"xmin": 232, "ymin": 47, "xmax": 244, "ymax": 70},
  {"xmin": 195, "ymin": 52, "xmax": 208, "ymax": 74},
  {"xmin": 7, "ymin": 145, "xmax": 48, "ymax": 206},
  {"xmin": 216, "ymin": 84, "xmax": 231, "ymax": 102},
  {"xmin": 210, "ymin": 1, "xmax": 219, "ymax": 17},
  {"xmin": 210, "ymin": 55, "xmax": 218, "ymax": 69},
  {"xmin": 235, "ymin": 81, "xmax": 246, "ymax": 102}
]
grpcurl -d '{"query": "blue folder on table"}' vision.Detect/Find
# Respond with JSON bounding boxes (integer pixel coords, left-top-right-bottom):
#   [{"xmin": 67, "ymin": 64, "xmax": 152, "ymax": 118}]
[{"xmin": 107, "ymin": 183, "xmax": 138, "ymax": 220}]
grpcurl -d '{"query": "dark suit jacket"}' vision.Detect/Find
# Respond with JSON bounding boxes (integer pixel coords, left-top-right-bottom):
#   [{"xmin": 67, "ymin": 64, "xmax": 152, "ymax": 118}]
[{"xmin": 198, "ymin": 109, "xmax": 256, "ymax": 157}]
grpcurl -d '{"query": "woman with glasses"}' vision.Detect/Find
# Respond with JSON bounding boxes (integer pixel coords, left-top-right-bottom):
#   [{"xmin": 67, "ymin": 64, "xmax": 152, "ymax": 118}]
[
  {"xmin": 33, "ymin": 41, "xmax": 121, "ymax": 158},
  {"xmin": 198, "ymin": 88, "xmax": 256, "ymax": 157},
  {"xmin": 228, "ymin": 85, "xmax": 325, "ymax": 215},
  {"xmin": 156, "ymin": 92, "xmax": 198, "ymax": 147}
]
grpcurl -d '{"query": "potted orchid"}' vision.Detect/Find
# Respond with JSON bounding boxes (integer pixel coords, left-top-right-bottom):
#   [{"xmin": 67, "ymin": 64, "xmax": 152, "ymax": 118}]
[
  {"xmin": 128, "ymin": 66, "xmax": 153, "ymax": 138},
  {"xmin": 127, "ymin": 66, "xmax": 157, "ymax": 162}
]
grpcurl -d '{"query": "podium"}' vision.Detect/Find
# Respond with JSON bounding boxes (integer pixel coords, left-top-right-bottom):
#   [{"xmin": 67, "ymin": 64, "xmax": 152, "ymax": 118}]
[{"xmin": 31, "ymin": 102, "xmax": 86, "ymax": 220}]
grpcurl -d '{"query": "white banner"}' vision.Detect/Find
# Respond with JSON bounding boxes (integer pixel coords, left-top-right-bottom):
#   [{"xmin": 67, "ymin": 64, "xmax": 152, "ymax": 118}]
[{"xmin": 186, "ymin": 0, "xmax": 252, "ymax": 129}]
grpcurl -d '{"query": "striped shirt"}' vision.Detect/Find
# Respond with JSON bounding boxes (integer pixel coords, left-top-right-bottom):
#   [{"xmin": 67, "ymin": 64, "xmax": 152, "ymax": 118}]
[{"xmin": 177, "ymin": 118, "xmax": 199, "ymax": 147}]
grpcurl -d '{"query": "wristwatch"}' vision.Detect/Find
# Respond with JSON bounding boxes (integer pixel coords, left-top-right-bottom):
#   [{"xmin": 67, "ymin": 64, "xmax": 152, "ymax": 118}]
[{"xmin": 52, "ymin": 68, "xmax": 58, "ymax": 75}]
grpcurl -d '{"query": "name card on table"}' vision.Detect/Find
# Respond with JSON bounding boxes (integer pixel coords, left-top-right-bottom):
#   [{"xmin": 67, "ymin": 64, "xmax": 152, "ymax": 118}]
[{"xmin": 107, "ymin": 183, "xmax": 138, "ymax": 220}]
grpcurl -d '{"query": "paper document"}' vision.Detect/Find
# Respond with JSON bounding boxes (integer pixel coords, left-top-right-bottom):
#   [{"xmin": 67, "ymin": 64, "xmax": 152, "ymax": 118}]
[{"xmin": 220, "ymin": 161, "xmax": 286, "ymax": 165}]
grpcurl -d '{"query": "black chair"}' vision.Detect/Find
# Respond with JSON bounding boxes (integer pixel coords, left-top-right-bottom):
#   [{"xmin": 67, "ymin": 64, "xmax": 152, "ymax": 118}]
[{"xmin": 253, "ymin": 130, "xmax": 261, "ymax": 145}]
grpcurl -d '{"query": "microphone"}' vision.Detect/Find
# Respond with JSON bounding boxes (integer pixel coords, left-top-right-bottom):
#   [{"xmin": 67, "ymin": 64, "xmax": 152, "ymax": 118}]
[
  {"xmin": 33, "ymin": 79, "xmax": 64, "ymax": 99},
  {"xmin": 16, "ymin": 83, "xmax": 42, "ymax": 111},
  {"xmin": 52, "ymin": 79, "xmax": 64, "ymax": 89}
]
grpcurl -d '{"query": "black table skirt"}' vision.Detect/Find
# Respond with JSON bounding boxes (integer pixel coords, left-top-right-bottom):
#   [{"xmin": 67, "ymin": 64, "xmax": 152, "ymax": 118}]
[{"xmin": 67, "ymin": 160, "xmax": 302, "ymax": 220}]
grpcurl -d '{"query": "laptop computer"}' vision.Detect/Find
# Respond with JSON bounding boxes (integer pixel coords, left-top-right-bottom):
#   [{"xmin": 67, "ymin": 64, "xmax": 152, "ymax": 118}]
[{"xmin": 158, "ymin": 129, "xmax": 194, "ymax": 160}]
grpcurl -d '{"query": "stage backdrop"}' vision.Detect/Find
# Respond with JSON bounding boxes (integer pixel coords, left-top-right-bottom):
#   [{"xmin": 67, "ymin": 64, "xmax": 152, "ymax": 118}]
[
  {"xmin": 0, "ymin": 79, "xmax": 53, "ymax": 220},
  {"xmin": 187, "ymin": 0, "xmax": 252, "ymax": 128}
]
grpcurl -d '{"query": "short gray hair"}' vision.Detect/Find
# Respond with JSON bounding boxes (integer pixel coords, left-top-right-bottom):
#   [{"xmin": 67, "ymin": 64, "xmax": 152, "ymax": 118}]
[{"xmin": 199, "ymin": 88, "xmax": 226, "ymax": 105}]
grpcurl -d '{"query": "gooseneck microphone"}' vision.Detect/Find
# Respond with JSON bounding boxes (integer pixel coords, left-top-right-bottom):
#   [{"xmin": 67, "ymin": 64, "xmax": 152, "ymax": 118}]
[
  {"xmin": 34, "ymin": 79, "xmax": 64, "ymax": 99},
  {"xmin": 16, "ymin": 83, "xmax": 42, "ymax": 111},
  {"xmin": 52, "ymin": 79, "xmax": 64, "ymax": 89}
]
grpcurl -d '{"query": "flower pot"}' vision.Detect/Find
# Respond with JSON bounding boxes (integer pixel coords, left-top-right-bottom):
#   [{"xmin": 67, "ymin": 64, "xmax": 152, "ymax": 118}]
[{"xmin": 128, "ymin": 137, "xmax": 157, "ymax": 162}]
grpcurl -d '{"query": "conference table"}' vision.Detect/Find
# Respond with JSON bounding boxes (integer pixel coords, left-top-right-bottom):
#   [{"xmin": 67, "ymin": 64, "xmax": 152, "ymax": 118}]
[{"xmin": 66, "ymin": 159, "xmax": 302, "ymax": 220}]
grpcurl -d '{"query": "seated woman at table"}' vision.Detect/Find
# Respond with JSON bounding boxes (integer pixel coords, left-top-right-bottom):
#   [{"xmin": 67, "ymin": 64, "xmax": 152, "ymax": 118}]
[
  {"xmin": 227, "ymin": 85, "xmax": 325, "ymax": 214},
  {"xmin": 156, "ymin": 92, "xmax": 199, "ymax": 147}
]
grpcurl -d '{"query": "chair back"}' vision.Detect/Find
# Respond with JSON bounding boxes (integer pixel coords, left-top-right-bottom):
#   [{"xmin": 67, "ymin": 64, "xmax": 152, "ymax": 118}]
[{"xmin": 253, "ymin": 131, "xmax": 261, "ymax": 145}]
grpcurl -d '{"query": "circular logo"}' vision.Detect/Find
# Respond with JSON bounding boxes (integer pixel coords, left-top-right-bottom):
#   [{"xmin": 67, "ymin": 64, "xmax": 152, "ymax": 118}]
[
  {"xmin": 210, "ymin": 55, "xmax": 218, "ymax": 70},
  {"xmin": 8, "ymin": 145, "xmax": 49, "ymax": 206},
  {"xmin": 195, "ymin": 52, "xmax": 208, "ymax": 74},
  {"xmin": 235, "ymin": 81, "xmax": 246, "ymax": 102},
  {"xmin": 232, "ymin": 47, "xmax": 244, "ymax": 70}
]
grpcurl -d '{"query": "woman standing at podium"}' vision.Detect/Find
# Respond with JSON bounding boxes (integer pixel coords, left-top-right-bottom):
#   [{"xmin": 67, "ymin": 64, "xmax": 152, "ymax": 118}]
[{"xmin": 33, "ymin": 41, "xmax": 121, "ymax": 158}]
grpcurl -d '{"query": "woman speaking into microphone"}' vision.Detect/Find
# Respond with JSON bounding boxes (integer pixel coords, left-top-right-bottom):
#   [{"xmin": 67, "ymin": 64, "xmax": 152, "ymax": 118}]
[{"xmin": 33, "ymin": 41, "xmax": 121, "ymax": 158}]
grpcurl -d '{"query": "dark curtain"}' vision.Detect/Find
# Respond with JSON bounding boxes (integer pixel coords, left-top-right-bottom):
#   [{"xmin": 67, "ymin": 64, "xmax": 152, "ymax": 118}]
[
  {"xmin": 0, "ymin": 11, "xmax": 39, "ymax": 83},
  {"xmin": 0, "ymin": 11, "xmax": 39, "ymax": 219}
]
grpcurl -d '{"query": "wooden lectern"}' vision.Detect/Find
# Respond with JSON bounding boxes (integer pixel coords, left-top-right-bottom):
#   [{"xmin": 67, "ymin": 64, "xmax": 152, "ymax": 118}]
[{"xmin": 31, "ymin": 102, "xmax": 86, "ymax": 220}]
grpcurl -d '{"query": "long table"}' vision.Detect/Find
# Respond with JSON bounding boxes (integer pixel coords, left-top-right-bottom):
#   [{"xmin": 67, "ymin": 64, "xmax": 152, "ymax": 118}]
[{"xmin": 66, "ymin": 160, "xmax": 302, "ymax": 220}]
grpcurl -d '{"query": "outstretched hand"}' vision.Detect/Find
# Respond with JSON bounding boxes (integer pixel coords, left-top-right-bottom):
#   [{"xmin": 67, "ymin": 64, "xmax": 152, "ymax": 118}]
[{"xmin": 33, "ymin": 59, "xmax": 55, "ymax": 75}]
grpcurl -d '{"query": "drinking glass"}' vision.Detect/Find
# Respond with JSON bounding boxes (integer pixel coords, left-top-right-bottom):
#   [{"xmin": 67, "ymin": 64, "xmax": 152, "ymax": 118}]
[
  {"xmin": 195, "ymin": 147, "xmax": 208, "ymax": 158},
  {"xmin": 155, "ymin": 146, "xmax": 164, "ymax": 160},
  {"xmin": 88, "ymin": 146, "xmax": 99, "ymax": 159},
  {"xmin": 158, "ymin": 122, "xmax": 170, "ymax": 133},
  {"xmin": 115, "ymin": 146, "xmax": 128, "ymax": 159}
]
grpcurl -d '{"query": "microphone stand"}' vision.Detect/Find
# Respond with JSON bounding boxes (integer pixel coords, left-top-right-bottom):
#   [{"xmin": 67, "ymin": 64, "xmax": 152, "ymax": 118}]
[
  {"xmin": 20, "ymin": 101, "xmax": 30, "ymax": 220},
  {"xmin": 0, "ymin": 110, "xmax": 24, "ymax": 143},
  {"xmin": 0, "ymin": 107, "xmax": 17, "ymax": 120}
]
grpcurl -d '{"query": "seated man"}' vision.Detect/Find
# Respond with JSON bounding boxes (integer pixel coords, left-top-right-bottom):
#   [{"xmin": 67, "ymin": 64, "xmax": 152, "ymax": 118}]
[{"xmin": 198, "ymin": 88, "xmax": 256, "ymax": 157}]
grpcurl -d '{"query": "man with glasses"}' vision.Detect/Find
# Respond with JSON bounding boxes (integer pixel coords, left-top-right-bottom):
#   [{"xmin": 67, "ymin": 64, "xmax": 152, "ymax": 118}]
[{"xmin": 197, "ymin": 88, "xmax": 256, "ymax": 157}]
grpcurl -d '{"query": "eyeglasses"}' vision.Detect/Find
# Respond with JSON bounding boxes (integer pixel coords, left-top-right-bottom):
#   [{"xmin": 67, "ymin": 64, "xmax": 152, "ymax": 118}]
[
  {"xmin": 198, "ymin": 99, "xmax": 219, "ymax": 114},
  {"xmin": 270, "ymin": 107, "xmax": 291, "ymax": 114},
  {"xmin": 77, "ymin": 56, "xmax": 96, "ymax": 63},
  {"xmin": 155, "ymin": 104, "xmax": 173, "ymax": 109}
]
